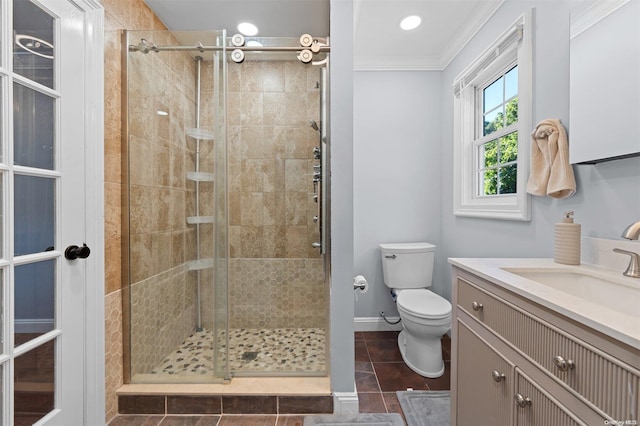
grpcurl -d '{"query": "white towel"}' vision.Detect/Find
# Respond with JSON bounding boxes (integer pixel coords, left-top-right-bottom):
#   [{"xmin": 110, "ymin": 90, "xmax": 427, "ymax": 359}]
[{"xmin": 526, "ymin": 119, "xmax": 576, "ymax": 199}]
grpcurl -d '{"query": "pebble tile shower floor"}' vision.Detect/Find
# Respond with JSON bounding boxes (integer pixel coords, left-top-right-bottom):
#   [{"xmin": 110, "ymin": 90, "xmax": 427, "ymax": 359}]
[{"xmin": 152, "ymin": 328, "xmax": 326, "ymax": 375}]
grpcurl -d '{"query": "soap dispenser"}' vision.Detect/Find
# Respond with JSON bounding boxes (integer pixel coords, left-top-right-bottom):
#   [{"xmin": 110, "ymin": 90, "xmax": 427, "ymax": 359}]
[{"xmin": 554, "ymin": 211, "xmax": 581, "ymax": 265}]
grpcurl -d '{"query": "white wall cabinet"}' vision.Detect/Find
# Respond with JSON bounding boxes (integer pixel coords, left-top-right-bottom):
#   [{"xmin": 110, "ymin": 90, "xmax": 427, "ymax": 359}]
[
  {"xmin": 569, "ymin": 0, "xmax": 640, "ymax": 164},
  {"xmin": 451, "ymin": 268, "xmax": 640, "ymax": 425}
]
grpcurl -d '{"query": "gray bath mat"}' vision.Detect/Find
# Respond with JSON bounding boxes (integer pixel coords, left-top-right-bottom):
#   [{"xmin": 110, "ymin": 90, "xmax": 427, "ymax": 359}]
[
  {"xmin": 304, "ymin": 413, "xmax": 405, "ymax": 426},
  {"xmin": 396, "ymin": 390, "xmax": 450, "ymax": 426}
]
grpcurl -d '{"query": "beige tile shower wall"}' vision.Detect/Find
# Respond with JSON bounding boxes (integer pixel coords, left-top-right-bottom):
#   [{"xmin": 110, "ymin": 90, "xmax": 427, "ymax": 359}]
[
  {"xmin": 229, "ymin": 258, "xmax": 326, "ymax": 329},
  {"xmin": 102, "ymin": 0, "xmax": 167, "ymax": 423},
  {"xmin": 221, "ymin": 60, "xmax": 325, "ymax": 330},
  {"xmin": 129, "ymin": 264, "xmax": 197, "ymax": 376},
  {"xmin": 226, "ymin": 60, "xmax": 321, "ymax": 259},
  {"xmin": 104, "ymin": 290, "xmax": 123, "ymax": 423}
]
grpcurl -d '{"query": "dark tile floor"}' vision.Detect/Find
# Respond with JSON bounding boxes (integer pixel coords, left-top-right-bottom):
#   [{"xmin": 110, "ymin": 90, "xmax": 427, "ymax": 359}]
[
  {"xmin": 355, "ymin": 331, "xmax": 451, "ymax": 423},
  {"xmin": 108, "ymin": 415, "xmax": 305, "ymax": 425},
  {"xmin": 109, "ymin": 331, "xmax": 451, "ymax": 425}
]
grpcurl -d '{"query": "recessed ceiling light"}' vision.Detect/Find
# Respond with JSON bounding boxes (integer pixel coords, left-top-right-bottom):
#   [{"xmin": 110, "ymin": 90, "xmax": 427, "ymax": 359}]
[
  {"xmin": 238, "ymin": 22, "xmax": 258, "ymax": 36},
  {"xmin": 400, "ymin": 15, "xmax": 422, "ymax": 31}
]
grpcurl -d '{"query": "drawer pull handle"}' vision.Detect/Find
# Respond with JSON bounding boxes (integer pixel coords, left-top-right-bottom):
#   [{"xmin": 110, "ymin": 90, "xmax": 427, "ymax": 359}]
[
  {"xmin": 491, "ymin": 370, "xmax": 506, "ymax": 382},
  {"xmin": 553, "ymin": 355, "xmax": 575, "ymax": 372},
  {"xmin": 515, "ymin": 393, "xmax": 532, "ymax": 408},
  {"xmin": 472, "ymin": 301, "xmax": 483, "ymax": 311}
]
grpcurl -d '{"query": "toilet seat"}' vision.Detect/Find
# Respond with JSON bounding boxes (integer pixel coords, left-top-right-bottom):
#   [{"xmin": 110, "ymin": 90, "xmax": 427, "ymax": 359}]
[{"xmin": 397, "ymin": 289, "xmax": 451, "ymax": 320}]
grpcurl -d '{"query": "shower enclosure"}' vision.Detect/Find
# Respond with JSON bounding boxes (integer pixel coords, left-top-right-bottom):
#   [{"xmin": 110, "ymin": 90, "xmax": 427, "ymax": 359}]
[{"xmin": 122, "ymin": 30, "xmax": 330, "ymax": 383}]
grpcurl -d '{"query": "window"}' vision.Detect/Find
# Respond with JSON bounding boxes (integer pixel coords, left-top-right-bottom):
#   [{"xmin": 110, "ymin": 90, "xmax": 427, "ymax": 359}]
[
  {"xmin": 453, "ymin": 12, "xmax": 532, "ymax": 220},
  {"xmin": 478, "ymin": 65, "xmax": 518, "ymax": 196}
]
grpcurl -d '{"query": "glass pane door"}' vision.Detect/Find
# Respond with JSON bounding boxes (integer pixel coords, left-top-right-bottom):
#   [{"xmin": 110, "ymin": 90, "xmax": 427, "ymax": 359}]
[
  {"xmin": 2, "ymin": 0, "xmax": 88, "ymax": 424},
  {"xmin": 10, "ymin": 1, "xmax": 59, "ymax": 424}
]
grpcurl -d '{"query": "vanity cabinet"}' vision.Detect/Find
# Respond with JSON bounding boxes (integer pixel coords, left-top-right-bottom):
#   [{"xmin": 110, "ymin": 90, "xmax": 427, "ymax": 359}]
[{"xmin": 451, "ymin": 267, "xmax": 640, "ymax": 425}]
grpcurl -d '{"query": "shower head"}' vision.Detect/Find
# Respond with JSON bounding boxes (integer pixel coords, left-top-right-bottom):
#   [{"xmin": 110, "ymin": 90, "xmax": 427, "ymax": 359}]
[{"xmin": 309, "ymin": 120, "xmax": 319, "ymax": 131}]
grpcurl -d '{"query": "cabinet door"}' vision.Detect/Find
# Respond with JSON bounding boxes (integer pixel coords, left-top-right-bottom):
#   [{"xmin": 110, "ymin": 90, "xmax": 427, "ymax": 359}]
[
  {"xmin": 569, "ymin": 0, "xmax": 640, "ymax": 163},
  {"xmin": 514, "ymin": 368, "xmax": 583, "ymax": 426},
  {"xmin": 457, "ymin": 322, "xmax": 514, "ymax": 426}
]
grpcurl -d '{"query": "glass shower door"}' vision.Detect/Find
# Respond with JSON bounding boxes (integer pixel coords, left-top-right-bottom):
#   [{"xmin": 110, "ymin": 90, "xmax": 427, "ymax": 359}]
[{"xmin": 124, "ymin": 30, "xmax": 229, "ymax": 384}]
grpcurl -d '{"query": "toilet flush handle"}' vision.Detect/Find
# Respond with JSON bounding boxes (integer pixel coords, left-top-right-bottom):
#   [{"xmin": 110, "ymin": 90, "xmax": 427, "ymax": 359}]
[{"xmin": 385, "ymin": 254, "xmax": 397, "ymax": 259}]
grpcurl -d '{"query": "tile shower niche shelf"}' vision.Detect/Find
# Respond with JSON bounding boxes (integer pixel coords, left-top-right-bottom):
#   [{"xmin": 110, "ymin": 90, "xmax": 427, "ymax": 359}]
[
  {"xmin": 186, "ymin": 127, "xmax": 214, "ymax": 140},
  {"xmin": 186, "ymin": 172, "xmax": 214, "ymax": 182},
  {"xmin": 187, "ymin": 258, "xmax": 214, "ymax": 271},
  {"xmin": 187, "ymin": 216, "xmax": 214, "ymax": 225}
]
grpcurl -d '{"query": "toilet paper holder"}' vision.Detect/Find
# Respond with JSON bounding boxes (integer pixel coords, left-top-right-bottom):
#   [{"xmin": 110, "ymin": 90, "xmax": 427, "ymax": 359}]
[{"xmin": 353, "ymin": 275, "xmax": 368, "ymax": 292}]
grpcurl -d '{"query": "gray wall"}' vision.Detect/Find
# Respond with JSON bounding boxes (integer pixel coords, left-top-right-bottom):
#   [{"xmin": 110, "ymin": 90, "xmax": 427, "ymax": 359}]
[
  {"xmin": 353, "ymin": 71, "xmax": 443, "ymax": 318},
  {"xmin": 330, "ymin": 0, "xmax": 356, "ymax": 396},
  {"xmin": 353, "ymin": 0, "xmax": 640, "ymax": 320}
]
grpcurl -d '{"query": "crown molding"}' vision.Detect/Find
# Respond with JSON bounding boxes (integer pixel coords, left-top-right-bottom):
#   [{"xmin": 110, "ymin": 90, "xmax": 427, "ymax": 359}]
[
  {"xmin": 438, "ymin": 0, "xmax": 506, "ymax": 69},
  {"xmin": 353, "ymin": 0, "xmax": 505, "ymax": 72},
  {"xmin": 570, "ymin": 0, "xmax": 630, "ymax": 39}
]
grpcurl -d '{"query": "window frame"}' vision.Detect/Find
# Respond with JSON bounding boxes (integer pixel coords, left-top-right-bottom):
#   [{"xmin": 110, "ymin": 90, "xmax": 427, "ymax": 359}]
[{"xmin": 452, "ymin": 12, "xmax": 532, "ymax": 221}]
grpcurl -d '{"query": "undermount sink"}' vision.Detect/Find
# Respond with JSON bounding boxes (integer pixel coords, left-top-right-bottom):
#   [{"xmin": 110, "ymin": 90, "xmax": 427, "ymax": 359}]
[{"xmin": 502, "ymin": 268, "xmax": 640, "ymax": 318}]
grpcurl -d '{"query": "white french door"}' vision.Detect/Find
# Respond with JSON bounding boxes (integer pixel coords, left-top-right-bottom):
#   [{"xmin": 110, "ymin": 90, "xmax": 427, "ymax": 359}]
[{"xmin": 1, "ymin": 0, "xmax": 104, "ymax": 425}]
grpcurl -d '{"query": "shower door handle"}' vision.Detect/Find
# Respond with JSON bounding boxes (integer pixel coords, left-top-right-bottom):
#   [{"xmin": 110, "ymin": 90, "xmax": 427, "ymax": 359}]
[{"xmin": 65, "ymin": 243, "xmax": 91, "ymax": 260}]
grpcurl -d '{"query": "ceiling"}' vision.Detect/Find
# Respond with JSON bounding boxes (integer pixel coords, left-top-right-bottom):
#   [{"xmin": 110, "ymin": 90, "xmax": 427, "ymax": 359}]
[{"xmin": 144, "ymin": 0, "xmax": 504, "ymax": 70}]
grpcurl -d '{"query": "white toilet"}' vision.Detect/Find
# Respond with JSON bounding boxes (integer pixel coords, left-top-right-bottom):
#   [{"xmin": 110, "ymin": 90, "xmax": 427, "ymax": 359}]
[{"xmin": 379, "ymin": 242, "xmax": 452, "ymax": 378}]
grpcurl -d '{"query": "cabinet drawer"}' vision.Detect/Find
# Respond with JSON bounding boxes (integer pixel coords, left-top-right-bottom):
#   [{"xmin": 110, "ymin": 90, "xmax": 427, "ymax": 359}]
[
  {"xmin": 457, "ymin": 277, "xmax": 640, "ymax": 421},
  {"xmin": 515, "ymin": 368, "xmax": 584, "ymax": 426}
]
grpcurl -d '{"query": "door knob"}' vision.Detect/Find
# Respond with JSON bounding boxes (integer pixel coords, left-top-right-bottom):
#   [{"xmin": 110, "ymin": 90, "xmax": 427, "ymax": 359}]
[{"xmin": 65, "ymin": 243, "xmax": 91, "ymax": 260}]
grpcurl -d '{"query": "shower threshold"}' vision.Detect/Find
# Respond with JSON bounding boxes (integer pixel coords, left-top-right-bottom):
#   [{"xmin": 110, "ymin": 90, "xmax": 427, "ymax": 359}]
[{"xmin": 118, "ymin": 376, "xmax": 330, "ymax": 396}]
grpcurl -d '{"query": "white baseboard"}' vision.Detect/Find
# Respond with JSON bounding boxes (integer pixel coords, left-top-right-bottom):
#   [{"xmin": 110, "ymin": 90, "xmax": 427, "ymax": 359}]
[
  {"xmin": 333, "ymin": 389, "xmax": 359, "ymax": 414},
  {"xmin": 354, "ymin": 316, "xmax": 403, "ymax": 332},
  {"xmin": 15, "ymin": 319, "xmax": 54, "ymax": 334}
]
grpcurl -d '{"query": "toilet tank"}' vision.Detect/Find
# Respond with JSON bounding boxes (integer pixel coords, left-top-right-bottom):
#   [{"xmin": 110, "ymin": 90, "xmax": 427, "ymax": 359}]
[{"xmin": 379, "ymin": 242, "xmax": 436, "ymax": 289}]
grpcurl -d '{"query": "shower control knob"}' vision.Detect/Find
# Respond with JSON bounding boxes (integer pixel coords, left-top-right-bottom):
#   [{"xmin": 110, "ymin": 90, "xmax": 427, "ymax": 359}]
[
  {"xmin": 298, "ymin": 49, "xmax": 313, "ymax": 64},
  {"xmin": 311, "ymin": 242, "xmax": 322, "ymax": 249},
  {"xmin": 299, "ymin": 34, "xmax": 314, "ymax": 47},
  {"xmin": 65, "ymin": 243, "xmax": 91, "ymax": 260},
  {"xmin": 313, "ymin": 216, "xmax": 318, "ymax": 223},
  {"xmin": 231, "ymin": 49, "xmax": 245, "ymax": 63}
]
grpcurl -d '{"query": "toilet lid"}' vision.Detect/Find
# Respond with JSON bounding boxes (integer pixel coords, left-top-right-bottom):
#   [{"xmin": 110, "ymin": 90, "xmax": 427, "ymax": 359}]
[{"xmin": 397, "ymin": 289, "xmax": 452, "ymax": 319}]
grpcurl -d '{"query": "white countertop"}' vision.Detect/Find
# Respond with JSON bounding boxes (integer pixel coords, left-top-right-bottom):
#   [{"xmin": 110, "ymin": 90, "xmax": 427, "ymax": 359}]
[{"xmin": 448, "ymin": 258, "xmax": 640, "ymax": 350}]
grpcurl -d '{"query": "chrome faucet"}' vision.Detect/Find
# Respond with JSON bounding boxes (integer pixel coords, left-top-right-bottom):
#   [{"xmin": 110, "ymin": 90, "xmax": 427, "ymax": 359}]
[
  {"xmin": 613, "ymin": 221, "xmax": 640, "ymax": 278},
  {"xmin": 621, "ymin": 221, "xmax": 640, "ymax": 240}
]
